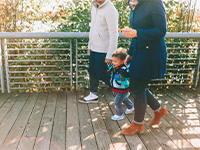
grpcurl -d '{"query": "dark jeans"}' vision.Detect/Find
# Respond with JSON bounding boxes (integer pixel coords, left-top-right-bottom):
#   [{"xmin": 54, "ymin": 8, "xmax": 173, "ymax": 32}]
[
  {"xmin": 130, "ymin": 79, "xmax": 161, "ymax": 123},
  {"xmin": 88, "ymin": 51, "xmax": 111, "ymax": 93}
]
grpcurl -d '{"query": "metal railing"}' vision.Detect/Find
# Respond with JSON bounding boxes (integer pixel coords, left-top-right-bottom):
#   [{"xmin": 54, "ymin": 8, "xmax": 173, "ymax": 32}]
[
  {"xmin": 0, "ymin": 32, "xmax": 200, "ymax": 93},
  {"xmin": 76, "ymin": 32, "xmax": 200, "ymax": 90},
  {"xmin": 0, "ymin": 40, "xmax": 5, "ymax": 93}
]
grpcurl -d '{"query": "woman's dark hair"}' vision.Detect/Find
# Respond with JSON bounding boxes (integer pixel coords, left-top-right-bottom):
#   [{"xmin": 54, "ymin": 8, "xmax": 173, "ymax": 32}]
[{"xmin": 112, "ymin": 48, "xmax": 127, "ymax": 60}]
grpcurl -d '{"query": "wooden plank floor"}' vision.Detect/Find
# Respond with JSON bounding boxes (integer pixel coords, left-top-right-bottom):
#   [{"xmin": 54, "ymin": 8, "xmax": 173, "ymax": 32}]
[{"xmin": 0, "ymin": 87, "xmax": 200, "ymax": 150}]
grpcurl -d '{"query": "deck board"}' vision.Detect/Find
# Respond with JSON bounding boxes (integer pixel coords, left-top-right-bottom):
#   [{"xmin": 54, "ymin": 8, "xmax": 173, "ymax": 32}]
[
  {"xmin": 0, "ymin": 93, "xmax": 20, "ymax": 125},
  {"xmin": 50, "ymin": 92, "xmax": 66, "ymax": 150},
  {"xmin": 2, "ymin": 93, "xmax": 38, "ymax": 150},
  {"xmin": 149, "ymin": 90, "xmax": 195, "ymax": 150},
  {"xmin": 16, "ymin": 92, "xmax": 48, "ymax": 150},
  {"xmin": 33, "ymin": 92, "xmax": 57, "ymax": 150},
  {"xmin": 0, "ymin": 87, "xmax": 200, "ymax": 150},
  {"xmin": 0, "ymin": 93, "xmax": 29, "ymax": 147},
  {"xmin": 78, "ymin": 92, "xmax": 98, "ymax": 150},
  {"xmin": 99, "ymin": 90, "xmax": 131, "ymax": 150},
  {"xmin": 156, "ymin": 89, "xmax": 200, "ymax": 148},
  {"xmin": 101, "ymin": 90, "xmax": 147, "ymax": 150},
  {"xmin": 66, "ymin": 91, "xmax": 81, "ymax": 150},
  {"xmin": 0, "ymin": 93, "xmax": 11, "ymax": 108},
  {"xmin": 87, "ymin": 98, "xmax": 115, "ymax": 150},
  {"xmin": 126, "ymin": 93, "xmax": 164, "ymax": 150}
]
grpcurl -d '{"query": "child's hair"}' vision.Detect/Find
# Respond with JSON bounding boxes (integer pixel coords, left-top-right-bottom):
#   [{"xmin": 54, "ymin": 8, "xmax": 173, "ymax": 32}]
[{"xmin": 112, "ymin": 48, "xmax": 127, "ymax": 60}]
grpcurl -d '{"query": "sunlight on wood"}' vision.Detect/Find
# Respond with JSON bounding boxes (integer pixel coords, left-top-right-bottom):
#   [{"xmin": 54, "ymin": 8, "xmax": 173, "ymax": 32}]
[
  {"xmin": 83, "ymin": 134, "xmax": 95, "ymax": 141},
  {"xmin": 92, "ymin": 118, "xmax": 98, "ymax": 122},
  {"xmin": 35, "ymin": 110, "xmax": 40, "ymax": 114},
  {"xmin": 36, "ymin": 137, "xmax": 44, "ymax": 142},
  {"xmin": 167, "ymin": 128, "xmax": 174, "ymax": 135},
  {"xmin": 1, "ymin": 89, "xmax": 200, "ymax": 149},
  {"xmin": 68, "ymin": 145, "xmax": 79, "ymax": 150},
  {"xmin": 121, "ymin": 123, "xmax": 129, "ymax": 129},
  {"xmin": 187, "ymin": 98, "xmax": 195, "ymax": 103},
  {"xmin": 151, "ymin": 124, "xmax": 159, "ymax": 128},
  {"xmin": 187, "ymin": 119, "xmax": 200, "ymax": 126},
  {"xmin": 112, "ymin": 132, "xmax": 121, "ymax": 138},
  {"xmin": 136, "ymin": 143, "xmax": 144, "ymax": 150},
  {"xmin": 42, "ymin": 127, "xmax": 48, "ymax": 133},
  {"xmin": 110, "ymin": 101, "xmax": 114, "ymax": 105},
  {"xmin": 174, "ymin": 139, "xmax": 192, "ymax": 149},
  {"xmin": 67, "ymin": 126, "xmax": 74, "ymax": 131},
  {"xmin": 185, "ymin": 108, "xmax": 198, "ymax": 113},
  {"xmin": 113, "ymin": 142, "xmax": 128, "ymax": 150},
  {"xmin": 188, "ymin": 139, "xmax": 200, "ymax": 147},
  {"xmin": 190, "ymin": 127, "xmax": 200, "ymax": 134}
]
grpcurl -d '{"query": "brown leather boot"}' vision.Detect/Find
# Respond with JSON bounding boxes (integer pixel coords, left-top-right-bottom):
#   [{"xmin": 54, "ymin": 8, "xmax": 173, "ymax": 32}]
[
  {"xmin": 150, "ymin": 107, "xmax": 169, "ymax": 126},
  {"xmin": 120, "ymin": 121, "xmax": 145, "ymax": 135}
]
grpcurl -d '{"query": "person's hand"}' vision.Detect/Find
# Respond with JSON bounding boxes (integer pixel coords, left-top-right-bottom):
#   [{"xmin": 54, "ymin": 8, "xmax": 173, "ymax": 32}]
[
  {"xmin": 121, "ymin": 28, "xmax": 137, "ymax": 38},
  {"xmin": 105, "ymin": 59, "xmax": 112, "ymax": 65},
  {"xmin": 124, "ymin": 55, "xmax": 132, "ymax": 66},
  {"xmin": 87, "ymin": 49, "xmax": 91, "ymax": 55}
]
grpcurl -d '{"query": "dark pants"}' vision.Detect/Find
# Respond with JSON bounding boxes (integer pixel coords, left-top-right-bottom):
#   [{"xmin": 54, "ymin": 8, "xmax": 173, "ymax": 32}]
[
  {"xmin": 88, "ymin": 51, "xmax": 111, "ymax": 93},
  {"xmin": 130, "ymin": 79, "xmax": 161, "ymax": 123}
]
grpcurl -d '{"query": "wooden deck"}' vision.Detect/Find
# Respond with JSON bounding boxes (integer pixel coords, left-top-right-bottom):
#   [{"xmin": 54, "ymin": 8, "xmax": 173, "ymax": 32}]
[{"xmin": 0, "ymin": 87, "xmax": 200, "ymax": 150}]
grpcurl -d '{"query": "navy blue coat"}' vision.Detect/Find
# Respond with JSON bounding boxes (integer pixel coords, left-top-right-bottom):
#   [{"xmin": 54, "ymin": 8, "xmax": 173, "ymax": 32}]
[{"xmin": 128, "ymin": 0, "xmax": 167, "ymax": 80}]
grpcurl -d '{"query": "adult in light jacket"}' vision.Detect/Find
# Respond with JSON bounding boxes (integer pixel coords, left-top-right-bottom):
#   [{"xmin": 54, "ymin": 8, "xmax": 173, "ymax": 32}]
[
  {"xmin": 79, "ymin": 0, "xmax": 119, "ymax": 103},
  {"xmin": 120, "ymin": 0, "xmax": 169, "ymax": 135}
]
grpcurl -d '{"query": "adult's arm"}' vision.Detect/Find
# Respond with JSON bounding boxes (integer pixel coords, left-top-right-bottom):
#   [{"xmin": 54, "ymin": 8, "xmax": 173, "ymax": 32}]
[
  {"xmin": 88, "ymin": 7, "xmax": 93, "ymax": 50},
  {"xmin": 136, "ymin": 0, "xmax": 167, "ymax": 41},
  {"xmin": 104, "ymin": 9, "xmax": 119, "ymax": 59}
]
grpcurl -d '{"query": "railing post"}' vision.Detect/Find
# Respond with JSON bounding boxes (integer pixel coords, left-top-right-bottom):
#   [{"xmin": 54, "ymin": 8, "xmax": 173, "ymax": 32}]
[
  {"xmin": 70, "ymin": 39, "xmax": 73, "ymax": 87},
  {"xmin": 3, "ymin": 39, "xmax": 11, "ymax": 93},
  {"xmin": 0, "ymin": 39, "xmax": 5, "ymax": 93},
  {"xmin": 196, "ymin": 39, "xmax": 200, "ymax": 87},
  {"xmin": 76, "ymin": 39, "xmax": 78, "ymax": 90}
]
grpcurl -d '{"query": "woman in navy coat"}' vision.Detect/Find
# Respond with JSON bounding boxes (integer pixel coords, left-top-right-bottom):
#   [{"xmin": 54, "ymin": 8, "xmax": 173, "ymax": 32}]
[{"xmin": 120, "ymin": 0, "xmax": 169, "ymax": 135}]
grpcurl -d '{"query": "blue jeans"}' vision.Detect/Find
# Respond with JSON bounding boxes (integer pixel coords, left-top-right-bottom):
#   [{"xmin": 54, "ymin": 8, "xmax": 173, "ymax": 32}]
[
  {"xmin": 114, "ymin": 92, "xmax": 134, "ymax": 116},
  {"xmin": 88, "ymin": 51, "xmax": 111, "ymax": 93},
  {"xmin": 130, "ymin": 79, "xmax": 161, "ymax": 123}
]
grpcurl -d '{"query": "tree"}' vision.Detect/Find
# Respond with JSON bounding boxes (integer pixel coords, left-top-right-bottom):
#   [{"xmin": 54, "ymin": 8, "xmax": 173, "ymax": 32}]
[{"xmin": 164, "ymin": 0, "xmax": 199, "ymax": 32}]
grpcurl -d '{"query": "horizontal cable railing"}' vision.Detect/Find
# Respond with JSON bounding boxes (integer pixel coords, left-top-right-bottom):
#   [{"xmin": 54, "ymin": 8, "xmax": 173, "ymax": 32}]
[
  {"xmin": 76, "ymin": 33, "xmax": 200, "ymax": 90},
  {"xmin": 0, "ymin": 32, "xmax": 200, "ymax": 93},
  {"xmin": 1, "ymin": 37, "xmax": 73, "ymax": 93}
]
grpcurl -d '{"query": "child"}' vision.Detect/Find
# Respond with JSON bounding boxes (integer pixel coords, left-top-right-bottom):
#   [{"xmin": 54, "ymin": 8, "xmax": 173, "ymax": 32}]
[{"xmin": 108, "ymin": 48, "xmax": 134, "ymax": 120}]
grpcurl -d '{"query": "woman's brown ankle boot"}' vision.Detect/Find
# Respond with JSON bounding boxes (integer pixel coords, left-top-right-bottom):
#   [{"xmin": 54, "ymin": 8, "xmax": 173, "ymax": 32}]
[
  {"xmin": 120, "ymin": 121, "xmax": 145, "ymax": 135},
  {"xmin": 150, "ymin": 107, "xmax": 169, "ymax": 126}
]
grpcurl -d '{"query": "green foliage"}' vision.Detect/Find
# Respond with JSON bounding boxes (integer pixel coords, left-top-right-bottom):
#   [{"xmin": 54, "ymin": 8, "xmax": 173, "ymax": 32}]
[
  {"xmin": 164, "ymin": 0, "xmax": 199, "ymax": 32},
  {"xmin": 1, "ymin": 0, "xmax": 200, "ymax": 92},
  {"xmin": 46, "ymin": 0, "xmax": 130, "ymax": 33},
  {"xmin": 46, "ymin": 0, "xmax": 131, "ymax": 91}
]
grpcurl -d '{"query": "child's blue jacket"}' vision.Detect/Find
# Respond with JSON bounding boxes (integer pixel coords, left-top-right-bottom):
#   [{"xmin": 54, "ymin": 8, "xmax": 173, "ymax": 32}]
[{"xmin": 108, "ymin": 63, "xmax": 130, "ymax": 90}]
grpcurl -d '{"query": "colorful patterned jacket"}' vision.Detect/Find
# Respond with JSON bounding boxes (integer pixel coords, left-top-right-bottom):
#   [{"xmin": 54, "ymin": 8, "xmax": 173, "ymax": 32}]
[{"xmin": 108, "ymin": 63, "xmax": 130, "ymax": 91}]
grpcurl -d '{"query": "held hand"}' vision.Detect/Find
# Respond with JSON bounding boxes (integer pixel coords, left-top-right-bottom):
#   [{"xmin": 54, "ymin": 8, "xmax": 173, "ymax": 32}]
[
  {"xmin": 87, "ymin": 49, "xmax": 91, "ymax": 55},
  {"xmin": 121, "ymin": 29, "xmax": 137, "ymax": 38},
  {"xmin": 105, "ymin": 59, "xmax": 112, "ymax": 65},
  {"xmin": 124, "ymin": 55, "xmax": 132, "ymax": 66}
]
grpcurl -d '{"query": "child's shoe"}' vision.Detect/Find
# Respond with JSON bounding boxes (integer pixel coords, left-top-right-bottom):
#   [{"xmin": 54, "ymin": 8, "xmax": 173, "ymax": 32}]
[
  {"xmin": 125, "ymin": 106, "xmax": 134, "ymax": 114},
  {"xmin": 111, "ymin": 114, "xmax": 124, "ymax": 120}
]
